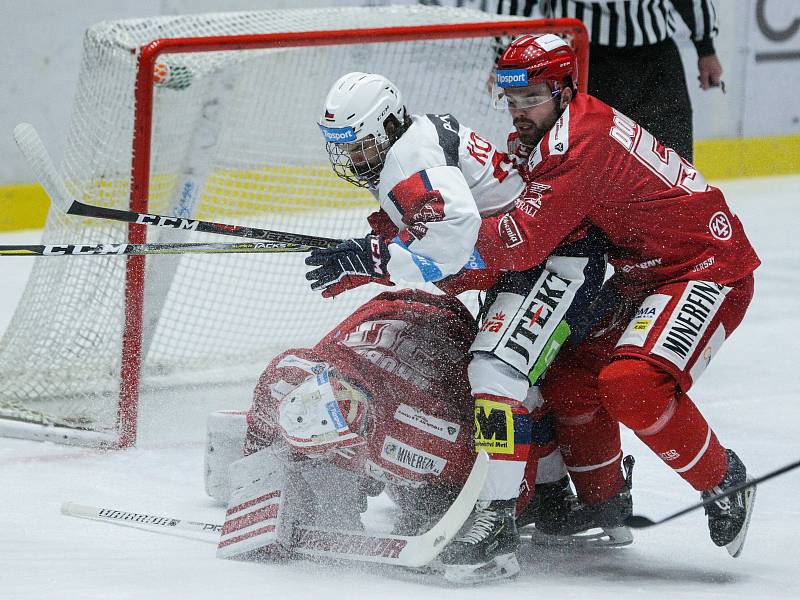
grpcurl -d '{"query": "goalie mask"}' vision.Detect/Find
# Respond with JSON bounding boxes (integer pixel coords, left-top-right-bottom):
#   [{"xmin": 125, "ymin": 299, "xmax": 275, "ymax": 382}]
[
  {"xmin": 276, "ymin": 360, "xmax": 370, "ymax": 455},
  {"xmin": 492, "ymin": 33, "xmax": 578, "ymax": 111},
  {"xmin": 318, "ymin": 72, "xmax": 408, "ymax": 188}
]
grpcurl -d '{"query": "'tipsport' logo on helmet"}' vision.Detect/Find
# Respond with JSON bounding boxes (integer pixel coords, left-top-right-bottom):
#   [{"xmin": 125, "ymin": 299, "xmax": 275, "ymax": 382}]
[
  {"xmin": 496, "ymin": 68, "xmax": 529, "ymax": 88},
  {"xmin": 325, "ymin": 400, "xmax": 348, "ymax": 431},
  {"xmin": 319, "ymin": 124, "xmax": 357, "ymax": 143}
]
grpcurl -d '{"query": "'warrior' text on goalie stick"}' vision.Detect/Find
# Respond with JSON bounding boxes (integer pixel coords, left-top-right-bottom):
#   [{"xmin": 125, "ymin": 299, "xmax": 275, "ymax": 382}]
[
  {"xmin": 0, "ymin": 241, "xmax": 313, "ymax": 257},
  {"xmin": 61, "ymin": 450, "xmax": 489, "ymax": 568},
  {"xmin": 626, "ymin": 456, "xmax": 800, "ymax": 529},
  {"xmin": 13, "ymin": 123, "xmax": 341, "ymax": 249}
]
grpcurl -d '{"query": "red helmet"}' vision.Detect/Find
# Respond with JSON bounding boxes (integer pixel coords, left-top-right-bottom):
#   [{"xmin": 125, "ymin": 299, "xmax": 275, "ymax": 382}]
[{"xmin": 496, "ymin": 33, "xmax": 578, "ymax": 93}]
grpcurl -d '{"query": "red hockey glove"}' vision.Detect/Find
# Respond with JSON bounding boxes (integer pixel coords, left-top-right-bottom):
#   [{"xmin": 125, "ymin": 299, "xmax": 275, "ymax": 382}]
[{"xmin": 305, "ymin": 235, "xmax": 393, "ymax": 298}]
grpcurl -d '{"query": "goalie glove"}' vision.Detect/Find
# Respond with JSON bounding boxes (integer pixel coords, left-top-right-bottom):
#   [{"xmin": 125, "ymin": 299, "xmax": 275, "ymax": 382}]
[{"xmin": 305, "ymin": 235, "xmax": 393, "ymax": 298}]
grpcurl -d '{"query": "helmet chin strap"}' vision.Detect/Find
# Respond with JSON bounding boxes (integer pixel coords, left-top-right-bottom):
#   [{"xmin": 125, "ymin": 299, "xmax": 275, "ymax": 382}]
[{"xmin": 387, "ymin": 112, "xmax": 411, "ymax": 145}]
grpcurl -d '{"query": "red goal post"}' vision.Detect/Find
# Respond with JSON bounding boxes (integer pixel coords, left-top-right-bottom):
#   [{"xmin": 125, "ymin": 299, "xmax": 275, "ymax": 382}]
[{"xmin": 0, "ymin": 7, "xmax": 588, "ymax": 448}]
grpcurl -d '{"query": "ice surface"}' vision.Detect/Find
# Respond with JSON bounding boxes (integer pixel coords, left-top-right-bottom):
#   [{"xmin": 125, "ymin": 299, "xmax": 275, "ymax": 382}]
[{"xmin": 2, "ymin": 176, "xmax": 799, "ymax": 599}]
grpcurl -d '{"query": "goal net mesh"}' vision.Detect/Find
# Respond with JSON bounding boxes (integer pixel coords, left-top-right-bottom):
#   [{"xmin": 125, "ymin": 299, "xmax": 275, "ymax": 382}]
[{"xmin": 0, "ymin": 6, "xmax": 584, "ymax": 443}]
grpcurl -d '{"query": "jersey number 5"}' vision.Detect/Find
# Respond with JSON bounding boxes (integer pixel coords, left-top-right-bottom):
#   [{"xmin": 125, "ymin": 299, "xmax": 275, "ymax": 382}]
[{"xmin": 609, "ymin": 110, "xmax": 708, "ymax": 194}]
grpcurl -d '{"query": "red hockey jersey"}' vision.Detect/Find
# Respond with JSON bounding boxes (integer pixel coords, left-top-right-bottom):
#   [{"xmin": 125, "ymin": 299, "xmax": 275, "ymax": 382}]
[
  {"xmin": 473, "ymin": 94, "xmax": 761, "ymax": 294},
  {"xmin": 248, "ymin": 290, "xmax": 479, "ymax": 488}
]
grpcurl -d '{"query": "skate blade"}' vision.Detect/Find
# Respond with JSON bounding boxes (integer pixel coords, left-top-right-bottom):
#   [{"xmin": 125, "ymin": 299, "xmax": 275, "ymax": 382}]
[
  {"xmin": 404, "ymin": 558, "xmax": 443, "ymax": 575},
  {"xmin": 726, "ymin": 481, "xmax": 756, "ymax": 558},
  {"xmin": 522, "ymin": 525, "xmax": 633, "ymax": 548},
  {"xmin": 443, "ymin": 552, "xmax": 520, "ymax": 584},
  {"xmin": 598, "ymin": 525, "xmax": 634, "ymax": 547}
]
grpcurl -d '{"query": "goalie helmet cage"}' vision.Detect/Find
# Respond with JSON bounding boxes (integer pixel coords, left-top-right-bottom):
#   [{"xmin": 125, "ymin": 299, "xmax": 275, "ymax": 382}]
[{"xmin": 0, "ymin": 6, "xmax": 588, "ymax": 448}]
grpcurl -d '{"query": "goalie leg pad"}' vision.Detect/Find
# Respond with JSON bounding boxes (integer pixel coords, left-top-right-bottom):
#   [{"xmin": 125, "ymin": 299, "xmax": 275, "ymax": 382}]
[{"xmin": 217, "ymin": 448, "xmax": 291, "ymax": 559}]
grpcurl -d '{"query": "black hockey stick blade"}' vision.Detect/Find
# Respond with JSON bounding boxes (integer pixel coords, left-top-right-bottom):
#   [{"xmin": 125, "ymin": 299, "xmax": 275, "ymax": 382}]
[
  {"xmin": 13, "ymin": 122, "xmax": 342, "ymax": 249},
  {"xmin": 626, "ymin": 457, "xmax": 800, "ymax": 529}
]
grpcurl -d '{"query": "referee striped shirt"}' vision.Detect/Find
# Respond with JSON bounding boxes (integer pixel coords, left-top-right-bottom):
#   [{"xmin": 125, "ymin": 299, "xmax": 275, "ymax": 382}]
[{"xmin": 488, "ymin": 1, "xmax": 719, "ymax": 53}]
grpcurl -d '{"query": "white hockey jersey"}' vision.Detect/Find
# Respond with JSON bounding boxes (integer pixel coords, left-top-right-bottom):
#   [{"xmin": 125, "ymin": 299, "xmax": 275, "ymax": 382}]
[{"xmin": 374, "ymin": 113, "xmax": 524, "ymax": 284}]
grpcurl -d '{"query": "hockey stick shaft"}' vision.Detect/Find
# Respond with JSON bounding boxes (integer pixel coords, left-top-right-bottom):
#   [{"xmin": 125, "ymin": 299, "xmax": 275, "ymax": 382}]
[
  {"xmin": 13, "ymin": 122, "xmax": 342, "ymax": 249},
  {"xmin": 0, "ymin": 241, "xmax": 312, "ymax": 257},
  {"xmin": 626, "ymin": 457, "xmax": 800, "ymax": 528},
  {"xmin": 62, "ymin": 502, "xmax": 222, "ymax": 535}
]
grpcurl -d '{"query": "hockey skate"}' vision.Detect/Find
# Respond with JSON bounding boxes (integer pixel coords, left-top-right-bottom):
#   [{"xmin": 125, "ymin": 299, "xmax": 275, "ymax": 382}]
[
  {"xmin": 702, "ymin": 449, "xmax": 756, "ymax": 558},
  {"xmin": 580, "ymin": 455, "xmax": 636, "ymax": 547},
  {"xmin": 440, "ymin": 499, "xmax": 520, "ymax": 584},
  {"xmin": 517, "ymin": 476, "xmax": 595, "ymax": 544}
]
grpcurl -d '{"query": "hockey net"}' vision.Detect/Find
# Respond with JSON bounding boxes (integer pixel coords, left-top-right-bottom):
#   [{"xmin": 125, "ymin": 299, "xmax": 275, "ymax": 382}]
[{"xmin": 0, "ymin": 6, "xmax": 587, "ymax": 447}]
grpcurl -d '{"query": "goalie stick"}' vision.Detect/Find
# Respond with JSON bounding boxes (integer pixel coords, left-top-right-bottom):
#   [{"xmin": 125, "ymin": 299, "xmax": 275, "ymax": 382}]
[
  {"xmin": 61, "ymin": 450, "xmax": 489, "ymax": 568},
  {"xmin": 13, "ymin": 122, "xmax": 341, "ymax": 249},
  {"xmin": 626, "ymin": 456, "xmax": 800, "ymax": 529},
  {"xmin": 0, "ymin": 240, "xmax": 312, "ymax": 257},
  {"xmin": 61, "ymin": 501, "xmax": 222, "ymax": 539}
]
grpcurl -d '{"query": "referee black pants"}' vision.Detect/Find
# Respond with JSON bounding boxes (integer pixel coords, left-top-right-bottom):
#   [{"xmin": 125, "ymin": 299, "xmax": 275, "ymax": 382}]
[{"xmin": 587, "ymin": 38, "xmax": 694, "ymax": 162}]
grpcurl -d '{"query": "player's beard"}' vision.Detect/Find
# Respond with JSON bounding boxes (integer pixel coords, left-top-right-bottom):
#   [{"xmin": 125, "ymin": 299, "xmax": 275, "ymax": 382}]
[
  {"xmin": 513, "ymin": 107, "xmax": 563, "ymax": 147},
  {"xmin": 513, "ymin": 117, "xmax": 548, "ymax": 147}
]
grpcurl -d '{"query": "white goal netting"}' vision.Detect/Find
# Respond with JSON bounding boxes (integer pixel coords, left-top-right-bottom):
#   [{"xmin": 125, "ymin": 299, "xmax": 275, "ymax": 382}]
[{"xmin": 0, "ymin": 6, "xmax": 584, "ymax": 445}]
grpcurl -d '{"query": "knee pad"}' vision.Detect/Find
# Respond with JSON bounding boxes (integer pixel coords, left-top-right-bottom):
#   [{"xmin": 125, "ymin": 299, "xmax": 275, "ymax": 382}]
[
  {"xmin": 597, "ymin": 359, "xmax": 677, "ymax": 431},
  {"xmin": 204, "ymin": 410, "xmax": 247, "ymax": 504}
]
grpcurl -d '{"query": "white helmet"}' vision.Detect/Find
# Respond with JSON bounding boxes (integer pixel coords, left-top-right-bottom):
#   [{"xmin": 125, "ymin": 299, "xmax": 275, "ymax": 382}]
[
  {"xmin": 318, "ymin": 72, "xmax": 408, "ymax": 188},
  {"xmin": 275, "ymin": 363, "xmax": 370, "ymax": 456}
]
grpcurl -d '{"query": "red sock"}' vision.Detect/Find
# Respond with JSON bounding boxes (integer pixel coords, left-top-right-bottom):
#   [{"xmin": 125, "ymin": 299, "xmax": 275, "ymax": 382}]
[
  {"xmin": 599, "ymin": 359, "xmax": 728, "ymax": 491},
  {"xmin": 556, "ymin": 408, "xmax": 623, "ymax": 505},
  {"xmin": 541, "ymin": 359, "xmax": 624, "ymax": 505},
  {"xmin": 517, "ymin": 434, "xmax": 543, "ymax": 516}
]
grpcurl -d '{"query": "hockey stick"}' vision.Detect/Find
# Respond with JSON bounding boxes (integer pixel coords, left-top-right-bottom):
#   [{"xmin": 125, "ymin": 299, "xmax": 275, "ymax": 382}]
[
  {"xmin": 62, "ymin": 502, "xmax": 222, "ymax": 538},
  {"xmin": 61, "ymin": 450, "xmax": 489, "ymax": 568},
  {"xmin": 0, "ymin": 240, "xmax": 312, "ymax": 257},
  {"xmin": 626, "ymin": 457, "xmax": 800, "ymax": 529},
  {"xmin": 13, "ymin": 122, "xmax": 341, "ymax": 249}
]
